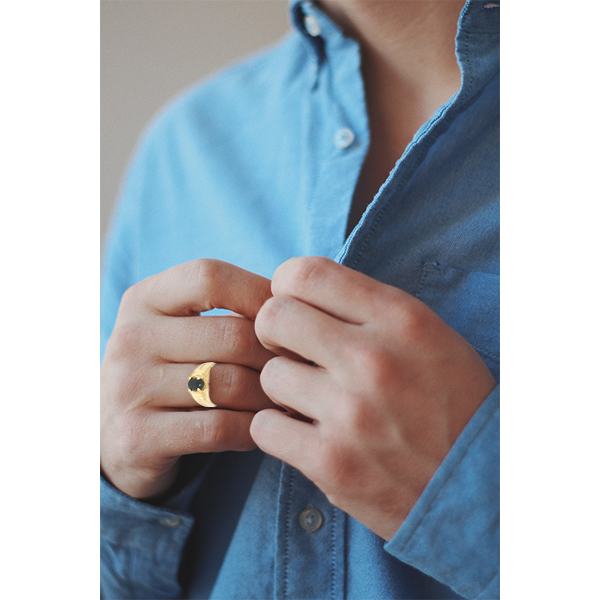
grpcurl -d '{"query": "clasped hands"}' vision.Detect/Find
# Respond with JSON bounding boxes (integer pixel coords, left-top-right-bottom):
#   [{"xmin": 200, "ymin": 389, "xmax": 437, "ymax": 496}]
[{"xmin": 101, "ymin": 257, "xmax": 495, "ymax": 541}]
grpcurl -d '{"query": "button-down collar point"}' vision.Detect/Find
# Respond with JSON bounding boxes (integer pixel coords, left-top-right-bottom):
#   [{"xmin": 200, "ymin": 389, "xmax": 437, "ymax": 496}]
[
  {"xmin": 304, "ymin": 14, "xmax": 321, "ymax": 37},
  {"xmin": 158, "ymin": 516, "xmax": 182, "ymax": 527}
]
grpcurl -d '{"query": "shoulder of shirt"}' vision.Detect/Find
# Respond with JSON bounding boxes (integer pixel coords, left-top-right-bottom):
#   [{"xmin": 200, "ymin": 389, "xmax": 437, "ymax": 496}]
[{"xmin": 134, "ymin": 30, "xmax": 307, "ymax": 151}]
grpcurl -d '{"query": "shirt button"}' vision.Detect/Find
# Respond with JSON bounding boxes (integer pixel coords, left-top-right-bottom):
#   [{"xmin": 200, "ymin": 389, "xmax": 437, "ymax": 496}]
[
  {"xmin": 333, "ymin": 127, "xmax": 355, "ymax": 149},
  {"xmin": 298, "ymin": 507, "xmax": 324, "ymax": 532},
  {"xmin": 158, "ymin": 516, "xmax": 181, "ymax": 528},
  {"xmin": 304, "ymin": 14, "xmax": 321, "ymax": 37}
]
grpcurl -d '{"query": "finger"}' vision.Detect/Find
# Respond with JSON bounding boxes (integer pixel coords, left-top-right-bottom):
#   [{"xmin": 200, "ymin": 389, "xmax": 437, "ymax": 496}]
[
  {"xmin": 271, "ymin": 256, "xmax": 401, "ymax": 324},
  {"xmin": 150, "ymin": 409, "xmax": 258, "ymax": 456},
  {"xmin": 260, "ymin": 356, "xmax": 330, "ymax": 420},
  {"xmin": 250, "ymin": 409, "xmax": 317, "ymax": 471},
  {"xmin": 136, "ymin": 259, "xmax": 272, "ymax": 319},
  {"xmin": 255, "ymin": 295, "xmax": 352, "ymax": 369},
  {"xmin": 152, "ymin": 314, "xmax": 275, "ymax": 369},
  {"xmin": 154, "ymin": 363, "xmax": 278, "ymax": 412}
]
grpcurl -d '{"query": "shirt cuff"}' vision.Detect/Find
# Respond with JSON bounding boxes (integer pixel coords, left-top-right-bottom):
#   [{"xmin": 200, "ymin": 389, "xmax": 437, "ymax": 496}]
[
  {"xmin": 100, "ymin": 459, "xmax": 211, "ymax": 599},
  {"xmin": 384, "ymin": 385, "xmax": 500, "ymax": 600}
]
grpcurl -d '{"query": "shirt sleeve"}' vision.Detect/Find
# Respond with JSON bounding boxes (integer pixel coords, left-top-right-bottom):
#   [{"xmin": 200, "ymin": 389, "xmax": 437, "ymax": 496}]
[
  {"xmin": 384, "ymin": 384, "xmax": 500, "ymax": 600},
  {"xmin": 100, "ymin": 471, "xmax": 207, "ymax": 600}
]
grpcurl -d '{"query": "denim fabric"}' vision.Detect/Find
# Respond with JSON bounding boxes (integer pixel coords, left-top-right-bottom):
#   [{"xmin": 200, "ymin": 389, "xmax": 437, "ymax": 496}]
[{"xmin": 101, "ymin": 0, "xmax": 500, "ymax": 598}]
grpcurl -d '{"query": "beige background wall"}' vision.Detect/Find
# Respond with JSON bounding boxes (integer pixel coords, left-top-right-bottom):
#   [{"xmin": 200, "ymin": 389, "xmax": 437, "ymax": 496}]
[{"xmin": 101, "ymin": 0, "xmax": 291, "ymax": 249}]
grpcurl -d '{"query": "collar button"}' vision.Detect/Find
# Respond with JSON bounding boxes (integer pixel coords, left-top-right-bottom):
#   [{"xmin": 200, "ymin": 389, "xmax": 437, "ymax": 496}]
[{"xmin": 303, "ymin": 14, "xmax": 321, "ymax": 37}]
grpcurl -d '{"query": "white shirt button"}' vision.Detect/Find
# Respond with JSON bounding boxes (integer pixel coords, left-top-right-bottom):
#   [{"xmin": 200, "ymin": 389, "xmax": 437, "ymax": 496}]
[
  {"xmin": 298, "ymin": 507, "xmax": 324, "ymax": 532},
  {"xmin": 158, "ymin": 516, "xmax": 181, "ymax": 527},
  {"xmin": 333, "ymin": 127, "xmax": 355, "ymax": 149},
  {"xmin": 304, "ymin": 14, "xmax": 321, "ymax": 37}
]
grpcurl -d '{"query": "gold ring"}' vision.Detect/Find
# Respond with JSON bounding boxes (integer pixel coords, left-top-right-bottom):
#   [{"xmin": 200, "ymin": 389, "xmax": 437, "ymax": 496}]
[{"xmin": 188, "ymin": 362, "xmax": 217, "ymax": 407}]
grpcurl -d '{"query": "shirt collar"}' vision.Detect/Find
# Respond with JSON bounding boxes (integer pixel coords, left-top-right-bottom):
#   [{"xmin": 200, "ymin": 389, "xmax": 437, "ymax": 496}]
[
  {"xmin": 288, "ymin": 0, "xmax": 500, "ymax": 63},
  {"xmin": 289, "ymin": 0, "xmax": 339, "ymax": 64}
]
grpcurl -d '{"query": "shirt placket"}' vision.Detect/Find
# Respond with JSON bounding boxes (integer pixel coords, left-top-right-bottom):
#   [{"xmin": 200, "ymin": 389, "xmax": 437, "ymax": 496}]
[
  {"xmin": 274, "ymin": 463, "xmax": 345, "ymax": 599},
  {"xmin": 273, "ymin": 10, "xmax": 363, "ymax": 596},
  {"xmin": 299, "ymin": 1, "xmax": 370, "ymax": 259},
  {"xmin": 273, "ymin": 2, "xmax": 498, "ymax": 599}
]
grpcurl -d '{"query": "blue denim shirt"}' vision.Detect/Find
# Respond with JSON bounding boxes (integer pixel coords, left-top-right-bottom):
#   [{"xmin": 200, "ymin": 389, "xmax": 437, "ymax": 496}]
[{"xmin": 101, "ymin": 0, "xmax": 500, "ymax": 598}]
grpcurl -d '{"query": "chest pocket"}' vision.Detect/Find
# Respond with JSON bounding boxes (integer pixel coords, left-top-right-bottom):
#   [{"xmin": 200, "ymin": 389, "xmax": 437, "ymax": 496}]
[{"xmin": 415, "ymin": 262, "xmax": 499, "ymax": 382}]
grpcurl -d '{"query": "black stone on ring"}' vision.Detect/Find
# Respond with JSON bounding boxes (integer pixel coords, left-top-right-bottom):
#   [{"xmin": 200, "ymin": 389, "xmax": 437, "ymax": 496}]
[{"xmin": 188, "ymin": 377, "xmax": 205, "ymax": 392}]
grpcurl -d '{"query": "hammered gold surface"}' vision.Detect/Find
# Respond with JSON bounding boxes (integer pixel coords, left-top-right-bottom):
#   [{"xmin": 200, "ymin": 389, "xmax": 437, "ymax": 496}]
[{"xmin": 188, "ymin": 362, "xmax": 217, "ymax": 407}]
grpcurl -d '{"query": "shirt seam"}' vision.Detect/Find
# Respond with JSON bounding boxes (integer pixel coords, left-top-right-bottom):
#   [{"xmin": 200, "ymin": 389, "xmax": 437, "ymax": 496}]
[
  {"xmin": 330, "ymin": 507, "xmax": 337, "ymax": 599},
  {"xmin": 283, "ymin": 467, "xmax": 296, "ymax": 600},
  {"xmin": 346, "ymin": 84, "xmax": 488, "ymax": 272}
]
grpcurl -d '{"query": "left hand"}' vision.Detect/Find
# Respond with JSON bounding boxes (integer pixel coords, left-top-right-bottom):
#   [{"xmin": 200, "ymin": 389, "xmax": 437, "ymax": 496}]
[{"xmin": 251, "ymin": 257, "xmax": 496, "ymax": 541}]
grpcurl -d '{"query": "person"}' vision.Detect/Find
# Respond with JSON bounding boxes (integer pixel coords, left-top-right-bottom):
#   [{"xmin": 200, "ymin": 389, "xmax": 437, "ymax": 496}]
[{"xmin": 100, "ymin": 0, "xmax": 500, "ymax": 598}]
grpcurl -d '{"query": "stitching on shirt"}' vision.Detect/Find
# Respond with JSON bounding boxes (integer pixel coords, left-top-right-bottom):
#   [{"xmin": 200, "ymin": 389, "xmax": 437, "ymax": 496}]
[
  {"xmin": 399, "ymin": 400, "xmax": 498, "ymax": 552},
  {"xmin": 414, "ymin": 262, "xmax": 440, "ymax": 299},
  {"xmin": 472, "ymin": 343, "xmax": 499, "ymax": 362},
  {"xmin": 347, "ymin": 80, "xmax": 489, "ymax": 273},
  {"xmin": 464, "ymin": 31, "xmax": 474, "ymax": 99},
  {"xmin": 283, "ymin": 467, "xmax": 295, "ymax": 600},
  {"xmin": 330, "ymin": 508, "xmax": 337, "ymax": 599},
  {"xmin": 463, "ymin": 29, "xmax": 500, "ymax": 34}
]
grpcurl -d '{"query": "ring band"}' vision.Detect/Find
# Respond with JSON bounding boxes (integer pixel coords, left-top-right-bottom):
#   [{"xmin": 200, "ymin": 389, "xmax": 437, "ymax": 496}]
[{"xmin": 188, "ymin": 362, "xmax": 217, "ymax": 407}]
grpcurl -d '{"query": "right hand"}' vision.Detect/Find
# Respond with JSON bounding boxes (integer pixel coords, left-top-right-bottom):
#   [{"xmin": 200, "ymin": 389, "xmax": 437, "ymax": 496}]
[{"xmin": 101, "ymin": 259, "xmax": 276, "ymax": 500}]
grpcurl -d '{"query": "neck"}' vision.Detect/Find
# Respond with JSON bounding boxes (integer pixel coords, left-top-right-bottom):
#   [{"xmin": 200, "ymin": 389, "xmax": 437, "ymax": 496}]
[{"xmin": 317, "ymin": 0, "xmax": 464, "ymax": 105}]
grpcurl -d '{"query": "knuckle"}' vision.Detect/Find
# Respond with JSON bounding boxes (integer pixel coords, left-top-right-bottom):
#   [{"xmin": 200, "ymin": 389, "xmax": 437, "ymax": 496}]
[
  {"xmin": 265, "ymin": 295, "xmax": 289, "ymax": 319},
  {"xmin": 106, "ymin": 360, "xmax": 138, "ymax": 403},
  {"xmin": 112, "ymin": 410, "xmax": 147, "ymax": 461},
  {"xmin": 201, "ymin": 411, "xmax": 232, "ymax": 448},
  {"xmin": 351, "ymin": 344, "xmax": 394, "ymax": 386},
  {"xmin": 398, "ymin": 301, "xmax": 430, "ymax": 340},
  {"xmin": 103, "ymin": 333, "xmax": 156, "ymax": 411},
  {"xmin": 119, "ymin": 283, "xmax": 143, "ymax": 313},
  {"xmin": 259, "ymin": 357, "xmax": 284, "ymax": 394},
  {"xmin": 274, "ymin": 256, "xmax": 330, "ymax": 295},
  {"xmin": 192, "ymin": 258, "xmax": 221, "ymax": 293},
  {"xmin": 340, "ymin": 395, "xmax": 373, "ymax": 434},
  {"xmin": 370, "ymin": 350, "xmax": 396, "ymax": 384},
  {"xmin": 108, "ymin": 318, "xmax": 147, "ymax": 362},
  {"xmin": 220, "ymin": 366, "xmax": 247, "ymax": 400},
  {"xmin": 221, "ymin": 317, "xmax": 254, "ymax": 356},
  {"xmin": 255, "ymin": 296, "xmax": 287, "ymax": 337},
  {"xmin": 249, "ymin": 409, "xmax": 267, "ymax": 440}
]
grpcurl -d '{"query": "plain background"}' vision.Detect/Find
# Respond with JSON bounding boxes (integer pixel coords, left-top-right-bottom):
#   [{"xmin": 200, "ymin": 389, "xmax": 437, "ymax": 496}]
[
  {"xmin": 2, "ymin": 1, "xmax": 599, "ymax": 598},
  {"xmin": 101, "ymin": 0, "xmax": 291, "ymax": 250}
]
